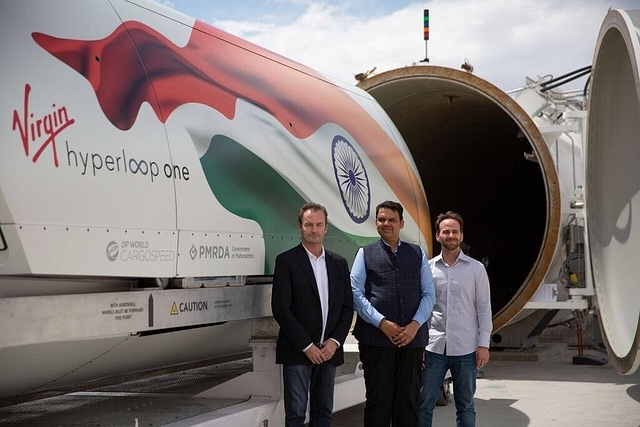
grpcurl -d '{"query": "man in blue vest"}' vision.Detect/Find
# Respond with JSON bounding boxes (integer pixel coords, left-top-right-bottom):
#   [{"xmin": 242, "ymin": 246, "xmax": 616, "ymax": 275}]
[{"xmin": 351, "ymin": 200, "xmax": 436, "ymax": 427}]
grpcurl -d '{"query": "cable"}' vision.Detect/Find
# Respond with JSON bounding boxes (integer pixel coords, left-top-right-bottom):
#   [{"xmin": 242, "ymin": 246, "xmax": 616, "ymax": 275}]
[
  {"xmin": 540, "ymin": 65, "xmax": 591, "ymax": 89},
  {"xmin": 559, "ymin": 252, "xmax": 585, "ymax": 289},
  {"xmin": 583, "ymin": 74, "xmax": 591, "ymax": 97},
  {"xmin": 541, "ymin": 67, "xmax": 592, "ymax": 92}
]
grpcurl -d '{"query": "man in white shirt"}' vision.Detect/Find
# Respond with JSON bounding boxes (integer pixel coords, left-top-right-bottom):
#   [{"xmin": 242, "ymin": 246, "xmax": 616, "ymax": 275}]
[{"xmin": 419, "ymin": 211, "xmax": 492, "ymax": 427}]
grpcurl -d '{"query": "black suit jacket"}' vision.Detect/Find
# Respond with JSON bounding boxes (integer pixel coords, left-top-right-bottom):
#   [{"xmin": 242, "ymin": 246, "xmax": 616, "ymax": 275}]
[{"xmin": 271, "ymin": 243, "xmax": 353, "ymax": 366}]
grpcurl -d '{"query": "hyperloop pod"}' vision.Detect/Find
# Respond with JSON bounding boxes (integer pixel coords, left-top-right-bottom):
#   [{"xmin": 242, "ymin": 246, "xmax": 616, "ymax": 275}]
[
  {"xmin": 358, "ymin": 66, "xmax": 561, "ymax": 334},
  {"xmin": 0, "ymin": 0, "xmax": 431, "ymax": 397},
  {"xmin": 586, "ymin": 9, "xmax": 640, "ymax": 375},
  {"xmin": 0, "ymin": 1, "xmax": 431, "ymax": 280}
]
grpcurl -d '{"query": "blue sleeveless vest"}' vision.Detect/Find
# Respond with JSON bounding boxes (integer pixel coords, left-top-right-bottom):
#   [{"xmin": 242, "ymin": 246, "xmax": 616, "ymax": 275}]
[{"xmin": 353, "ymin": 239, "xmax": 429, "ymax": 348}]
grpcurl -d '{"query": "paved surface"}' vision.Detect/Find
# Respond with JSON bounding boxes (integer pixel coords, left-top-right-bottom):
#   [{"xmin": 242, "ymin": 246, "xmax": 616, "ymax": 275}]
[
  {"xmin": 2, "ymin": 346, "xmax": 638, "ymax": 426},
  {"xmin": 2, "ymin": 333, "xmax": 637, "ymax": 426},
  {"xmin": 331, "ymin": 347, "xmax": 640, "ymax": 427}
]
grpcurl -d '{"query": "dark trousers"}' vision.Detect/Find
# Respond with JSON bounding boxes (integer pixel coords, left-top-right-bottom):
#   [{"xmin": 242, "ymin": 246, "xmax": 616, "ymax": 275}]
[
  {"xmin": 282, "ymin": 363, "xmax": 336, "ymax": 427},
  {"xmin": 359, "ymin": 344, "xmax": 424, "ymax": 427}
]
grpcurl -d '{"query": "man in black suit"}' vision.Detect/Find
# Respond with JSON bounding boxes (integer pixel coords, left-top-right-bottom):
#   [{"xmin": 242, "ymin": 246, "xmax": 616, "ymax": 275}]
[{"xmin": 271, "ymin": 202, "xmax": 354, "ymax": 427}]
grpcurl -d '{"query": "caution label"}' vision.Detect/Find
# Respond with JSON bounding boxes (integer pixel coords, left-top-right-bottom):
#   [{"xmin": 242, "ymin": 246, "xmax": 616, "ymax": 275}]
[{"xmin": 170, "ymin": 301, "xmax": 209, "ymax": 315}]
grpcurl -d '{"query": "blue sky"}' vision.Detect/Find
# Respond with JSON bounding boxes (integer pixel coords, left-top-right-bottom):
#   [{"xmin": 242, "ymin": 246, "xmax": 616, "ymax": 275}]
[{"xmin": 162, "ymin": 0, "xmax": 640, "ymax": 91}]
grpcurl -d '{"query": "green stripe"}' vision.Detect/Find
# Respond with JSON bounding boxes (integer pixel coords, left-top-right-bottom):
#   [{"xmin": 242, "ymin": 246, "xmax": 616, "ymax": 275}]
[{"xmin": 200, "ymin": 135, "xmax": 376, "ymax": 272}]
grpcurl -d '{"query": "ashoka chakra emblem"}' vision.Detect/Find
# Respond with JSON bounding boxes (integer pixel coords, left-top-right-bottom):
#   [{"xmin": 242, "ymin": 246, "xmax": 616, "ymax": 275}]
[{"xmin": 331, "ymin": 135, "xmax": 370, "ymax": 223}]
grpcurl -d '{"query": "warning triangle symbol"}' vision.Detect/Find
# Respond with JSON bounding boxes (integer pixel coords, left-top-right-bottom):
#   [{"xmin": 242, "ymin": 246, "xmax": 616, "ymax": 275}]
[{"xmin": 171, "ymin": 302, "xmax": 178, "ymax": 315}]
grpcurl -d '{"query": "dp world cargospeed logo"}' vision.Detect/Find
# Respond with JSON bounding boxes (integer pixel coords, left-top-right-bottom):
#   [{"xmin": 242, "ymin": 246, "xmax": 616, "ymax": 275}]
[
  {"xmin": 105, "ymin": 240, "xmax": 175, "ymax": 262},
  {"xmin": 106, "ymin": 241, "xmax": 119, "ymax": 261},
  {"xmin": 331, "ymin": 135, "xmax": 370, "ymax": 223}
]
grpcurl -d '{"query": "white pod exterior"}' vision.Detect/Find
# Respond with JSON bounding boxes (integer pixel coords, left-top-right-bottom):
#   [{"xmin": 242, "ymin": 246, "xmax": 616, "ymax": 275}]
[
  {"xmin": 0, "ymin": 0, "xmax": 432, "ymax": 281},
  {"xmin": 587, "ymin": 9, "xmax": 640, "ymax": 375},
  {"xmin": 0, "ymin": 0, "xmax": 431, "ymax": 398}
]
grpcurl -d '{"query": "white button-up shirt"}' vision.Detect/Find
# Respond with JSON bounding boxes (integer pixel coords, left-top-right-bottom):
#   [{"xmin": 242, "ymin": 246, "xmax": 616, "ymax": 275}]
[
  {"xmin": 304, "ymin": 245, "xmax": 329, "ymax": 343},
  {"xmin": 427, "ymin": 251, "xmax": 492, "ymax": 356}
]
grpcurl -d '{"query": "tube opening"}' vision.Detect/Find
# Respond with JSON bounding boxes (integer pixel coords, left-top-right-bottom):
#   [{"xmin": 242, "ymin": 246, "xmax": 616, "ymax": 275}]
[{"xmin": 360, "ymin": 66, "xmax": 560, "ymax": 331}]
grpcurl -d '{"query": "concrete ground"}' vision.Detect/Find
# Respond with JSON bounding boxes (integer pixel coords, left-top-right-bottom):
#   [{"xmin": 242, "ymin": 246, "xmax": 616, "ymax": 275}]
[
  {"xmin": 331, "ymin": 347, "xmax": 640, "ymax": 427},
  {"xmin": 2, "ymin": 315, "xmax": 637, "ymax": 427}
]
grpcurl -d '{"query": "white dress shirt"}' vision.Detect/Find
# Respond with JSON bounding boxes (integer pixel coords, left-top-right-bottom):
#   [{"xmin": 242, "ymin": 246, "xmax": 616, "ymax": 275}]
[
  {"xmin": 427, "ymin": 251, "xmax": 492, "ymax": 356},
  {"xmin": 304, "ymin": 245, "xmax": 329, "ymax": 343}
]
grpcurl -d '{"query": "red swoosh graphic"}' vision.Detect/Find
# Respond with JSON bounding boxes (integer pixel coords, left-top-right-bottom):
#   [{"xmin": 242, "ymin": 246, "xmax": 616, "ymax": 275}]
[{"xmin": 32, "ymin": 20, "xmax": 431, "ymax": 244}]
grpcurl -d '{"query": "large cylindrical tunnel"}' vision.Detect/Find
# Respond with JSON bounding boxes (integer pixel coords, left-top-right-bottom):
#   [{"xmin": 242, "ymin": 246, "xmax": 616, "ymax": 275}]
[{"xmin": 358, "ymin": 66, "xmax": 561, "ymax": 332}]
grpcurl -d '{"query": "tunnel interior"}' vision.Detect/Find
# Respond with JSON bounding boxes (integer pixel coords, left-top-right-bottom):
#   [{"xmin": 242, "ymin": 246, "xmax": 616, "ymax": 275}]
[{"xmin": 361, "ymin": 68, "xmax": 554, "ymax": 329}]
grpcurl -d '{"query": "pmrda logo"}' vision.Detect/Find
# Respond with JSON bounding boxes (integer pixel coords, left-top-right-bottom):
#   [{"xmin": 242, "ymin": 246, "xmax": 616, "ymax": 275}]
[
  {"xmin": 189, "ymin": 244, "xmax": 230, "ymax": 260},
  {"xmin": 12, "ymin": 84, "xmax": 75, "ymax": 167}
]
